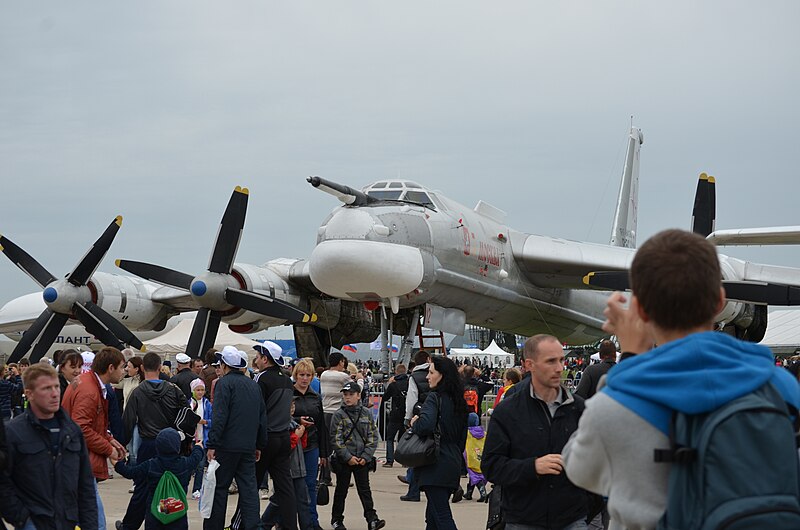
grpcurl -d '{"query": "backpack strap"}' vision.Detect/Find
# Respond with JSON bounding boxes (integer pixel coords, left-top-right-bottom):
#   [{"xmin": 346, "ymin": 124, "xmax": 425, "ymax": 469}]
[{"xmin": 654, "ymin": 410, "xmax": 697, "ymax": 464}]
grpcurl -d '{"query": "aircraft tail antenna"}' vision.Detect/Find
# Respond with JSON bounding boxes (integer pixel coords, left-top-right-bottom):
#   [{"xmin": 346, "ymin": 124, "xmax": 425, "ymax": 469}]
[{"xmin": 609, "ymin": 125, "xmax": 643, "ymax": 248}]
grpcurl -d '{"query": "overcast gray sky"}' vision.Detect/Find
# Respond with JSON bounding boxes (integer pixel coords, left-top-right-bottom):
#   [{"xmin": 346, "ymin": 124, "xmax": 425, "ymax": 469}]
[{"xmin": 2, "ymin": 1, "xmax": 800, "ymax": 307}]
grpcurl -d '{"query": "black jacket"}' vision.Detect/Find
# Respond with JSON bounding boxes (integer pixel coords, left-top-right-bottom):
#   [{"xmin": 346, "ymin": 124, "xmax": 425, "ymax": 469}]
[
  {"xmin": 207, "ymin": 370, "xmax": 268, "ymax": 453},
  {"xmin": 0, "ymin": 409, "xmax": 98, "ymax": 530},
  {"xmin": 382, "ymin": 373, "xmax": 409, "ymax": 423},
  {"xmin": 171, "ymin": 367, "xmax": 200, "ymax": 401},
  {"xmin": 412, "ymin": 392, "xmax": 467, "ymax": 491},
  {"xmin": 574, "ymin": 360, "xmax": 616, "ymax": 400},
  {"xmin": 122, "ymin": 380, "xmax": 187, "ymax": 440},
  {"xmin": 292, "ymin": 385, "xmax": 328, "ymax": 456},
  {"xmin": 256, "ymin": 365, "xmax": 294, "ymax": 434},
  {"xmin": 464, "ymin": 376, "xmax": 494, "ymax": 404},
  {"xmin": 483, "ymin": 385, "xmax": 588, "ymax": 527}
]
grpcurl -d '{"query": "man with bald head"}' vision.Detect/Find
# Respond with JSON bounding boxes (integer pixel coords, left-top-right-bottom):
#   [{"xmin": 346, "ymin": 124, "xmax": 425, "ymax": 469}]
[{"xmin": 483, "ymin": 334, "xmax": 588, "ymax": 530}]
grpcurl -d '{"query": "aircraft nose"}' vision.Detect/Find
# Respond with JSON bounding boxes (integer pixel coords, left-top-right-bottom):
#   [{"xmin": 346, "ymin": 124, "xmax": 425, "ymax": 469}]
[{"xmin": 309, "ymin": 239, "xmax": 424, "ymax": 301}]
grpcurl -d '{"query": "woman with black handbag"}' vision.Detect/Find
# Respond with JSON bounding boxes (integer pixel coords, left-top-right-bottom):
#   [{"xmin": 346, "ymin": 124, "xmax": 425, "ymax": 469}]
[{"xmin": 410, "ymin": 355, "xmax": 468, "ymax": 530}]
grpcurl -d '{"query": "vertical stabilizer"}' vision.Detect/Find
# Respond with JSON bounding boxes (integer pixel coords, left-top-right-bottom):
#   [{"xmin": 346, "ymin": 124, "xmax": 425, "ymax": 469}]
[
  {"xmin": 610, "ymin": 126, "xmax": 644, "ymax": 248},
  {"xmin": 691, "ymin": 173, "xmax": 716, "ymax": 237}
]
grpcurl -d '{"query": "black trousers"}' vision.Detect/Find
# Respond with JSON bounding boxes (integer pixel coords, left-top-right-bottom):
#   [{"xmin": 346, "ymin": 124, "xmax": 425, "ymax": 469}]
[
  {"xmin": 120, "ymin": 437, "xmax": 157, "ymax": 530},
  {"xmin": 204, "ymin": 451, "xmax": 260, "ymax": 530},
  {"xmin": 332, "ymin": 463, "xmax": 377, "ymax": 524},
  {"xmin": 230, "ymin": 432, "xmax": 297, "ymax": 530}
]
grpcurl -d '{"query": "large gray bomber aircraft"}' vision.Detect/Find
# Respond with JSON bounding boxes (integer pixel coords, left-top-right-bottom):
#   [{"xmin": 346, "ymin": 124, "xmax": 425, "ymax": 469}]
[{"xmin": 3, "ymin": 126, "xmax": 800, "ymax": 369}]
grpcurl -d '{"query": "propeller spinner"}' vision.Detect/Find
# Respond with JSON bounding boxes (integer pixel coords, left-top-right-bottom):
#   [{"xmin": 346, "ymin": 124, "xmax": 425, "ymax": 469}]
[
  {"xmin": 116, "ymin": 186, "xmax": 316, "ymax": 358},
  {"xmin": 1, "ymin": 216, "xmax": 144, "ymax": 363}
]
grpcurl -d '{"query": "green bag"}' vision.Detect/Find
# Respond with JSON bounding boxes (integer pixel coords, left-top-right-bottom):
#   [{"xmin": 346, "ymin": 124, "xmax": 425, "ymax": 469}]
[{"xmin": 150, "ymin": 470, "xmax": 188, "ymax": 524}]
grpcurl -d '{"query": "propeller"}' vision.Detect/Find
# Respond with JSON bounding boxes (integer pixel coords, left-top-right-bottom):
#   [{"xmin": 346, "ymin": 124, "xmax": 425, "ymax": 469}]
[
  {"xmin": 116, "ymin": 186, "xmax": 316, "ymax": 358},
  {"xmin": 583, "ymin": 271, "xmax": 800, "ymax": 306},
  {"xmin": 1, "ymin": 216, "xmax": 144, "ymax": 363}
]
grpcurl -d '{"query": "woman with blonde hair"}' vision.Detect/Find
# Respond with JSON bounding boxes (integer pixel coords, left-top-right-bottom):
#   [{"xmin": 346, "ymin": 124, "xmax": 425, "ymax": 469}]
[{"xmin": 292, "ymin": 357, "xmax": 328, "ymax": 529}]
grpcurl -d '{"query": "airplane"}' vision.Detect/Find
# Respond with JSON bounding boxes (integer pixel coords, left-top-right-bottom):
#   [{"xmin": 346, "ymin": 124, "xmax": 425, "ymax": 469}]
[{"xmin": 3, "ymin": 126, "xmax": 800, "ymax": 370}]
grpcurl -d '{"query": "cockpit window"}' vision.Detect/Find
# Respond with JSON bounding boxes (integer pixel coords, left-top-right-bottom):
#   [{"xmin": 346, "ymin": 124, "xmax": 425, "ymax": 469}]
[
  {"xmin": 388, "ymin": 182, "xmax": 403, "ymax": 189},
  {"xmin": 366, "ymin": 190, "xmax": 403, "ymax": 200},
  {"xmin": 372, "ymin": 182, "xmax": 387, "ymax": 188},
  {"xmin": 403, "ymin": 190, "xmax": 433, "ymax": 207},
  {"xmin": 405, "ymin": 182, "xmax": 421, "ymax": 189}
]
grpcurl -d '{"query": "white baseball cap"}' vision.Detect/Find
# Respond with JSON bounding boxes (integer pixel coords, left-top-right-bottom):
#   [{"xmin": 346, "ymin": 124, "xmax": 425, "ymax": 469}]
[
  {"xmin": 255, "ymin": 341, "xmax": 284, "ymax": 367},
  {"xmin": 175, "ymin": 353, "xmax": 192, "ymax": 364},
  {"xmin": 216, "ymin": 345, "xmax": 247, "ymax": 368}
]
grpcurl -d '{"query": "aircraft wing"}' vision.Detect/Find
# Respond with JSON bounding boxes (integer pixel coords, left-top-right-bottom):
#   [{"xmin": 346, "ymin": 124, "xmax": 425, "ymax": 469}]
[
  {"xmin": 150, "ymin": 285, "xmax": 200, "ymax": 312},
  {"xmin": 707, "ymin": 227, "xmax": 800, "ymax": 246},
  {"xmin": 509, "ymin": 231, "xmax": 635, "ymax": 289}
]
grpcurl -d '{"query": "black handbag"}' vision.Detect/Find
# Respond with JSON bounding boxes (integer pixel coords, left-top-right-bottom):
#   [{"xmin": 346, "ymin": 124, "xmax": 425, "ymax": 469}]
[
  {"xmin": 316, "ymin": 467, "xmax": 330, "ymax": 506},
  {"xmin": 394, "ymin": 394, "xmax": 440, "ymax": 468}
]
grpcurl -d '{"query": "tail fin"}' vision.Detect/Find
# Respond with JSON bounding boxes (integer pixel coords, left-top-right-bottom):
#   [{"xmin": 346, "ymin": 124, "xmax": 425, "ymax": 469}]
[
  {"xmin": 691, "ymin": 173, "xmax": 716, "ymax": 237},
  {"xmin": 609, "ymin": 127, "xmax": 644, "ymax": 248}
]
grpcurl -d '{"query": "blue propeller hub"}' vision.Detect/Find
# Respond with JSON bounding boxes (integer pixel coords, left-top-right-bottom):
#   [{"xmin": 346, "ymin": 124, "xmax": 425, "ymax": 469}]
[
  {"xmin": 43, "ymin": 287, "xmax": 58, "ymax": 303},
  {"xmin": 191, "ymin": 280, "xmax": 208, "ymax": 297}
]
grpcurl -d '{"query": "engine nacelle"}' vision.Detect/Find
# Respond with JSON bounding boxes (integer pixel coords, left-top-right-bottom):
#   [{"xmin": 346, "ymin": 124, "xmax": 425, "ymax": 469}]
[
  {"xmin": 89, "ymin": 272, "xmax": 172, "ymax": 331},
  {"xmin": 716, "ymin": 257, "xmax": 768, "ymax": 342},
  {"xmin": 222, "ymin": 261, "xmax": 307, "ymax": 333}
]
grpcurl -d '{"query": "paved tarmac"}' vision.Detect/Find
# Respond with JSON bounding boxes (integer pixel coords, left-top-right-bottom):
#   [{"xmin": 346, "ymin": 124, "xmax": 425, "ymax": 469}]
[{"xmin": 99, "ymin": 447, "xmax": 491, "ymax": 529}]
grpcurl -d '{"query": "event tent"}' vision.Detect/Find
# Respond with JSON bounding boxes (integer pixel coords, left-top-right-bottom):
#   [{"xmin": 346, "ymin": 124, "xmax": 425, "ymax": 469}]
[
  {"xmin": 449, "ymin": 340, "xmax": 515, "ymax": 367},
  {"xmin": 143, "ymin": 318, "xmax": 262, "ymax": 359}
]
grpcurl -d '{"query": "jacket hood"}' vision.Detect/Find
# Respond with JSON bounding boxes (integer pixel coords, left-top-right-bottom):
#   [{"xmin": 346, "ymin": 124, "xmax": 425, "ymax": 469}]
[
  {"xmin": 603, "ymin": 331, "xmax": 800, "ymax": 435},
  {"xmin": 140, "ymin": 379, "xmax": 176, "ymax": 398},
  {"xmin": 393, "ymin": 373, "xmax": 409, "ymax": 383},
  {"xmin": 468, "ymin": 425, "xmax": 485, "ymax": 439},
  {"xmin": 156, "ymin": 428, "xmax": 181, "ymax": 455}
]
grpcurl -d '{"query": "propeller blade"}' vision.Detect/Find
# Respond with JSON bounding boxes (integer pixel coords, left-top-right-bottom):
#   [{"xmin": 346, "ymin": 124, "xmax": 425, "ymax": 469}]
[
  {"xmin": 74, "ymin": 303, "xmax": 126, "ymax": 351},
  {"xmin": 186, "ymin": 308, "xmax": 222, "ymax": 359},
  {"xmin": 115, "ymin": 260, "xmax": 194, "ymax": 291},
  {"xmin": 691, "ymin": 173, "xmax": 716, "ymax": 238},
  {"xmin": 8, "ymin": 309, "xmax": 69, "ymax": 363},
  {"xmin": 208, "ymin": 186, "xmax": 248, "ymax": 274},
  {"xmin": 225, "ymin": 288, "xmax": 317, "ymax": 324},
  {"xmin": 722, "ymin": 281, "xmax": 800, "ymax": 306},
  {"xmin": 0, "ymin": 235, "xmax": 57, "ymax": 289},
  {"xmin": 68, "ymin": 216, "xmax": 123, "ymax": 286},
  {"xmin": 76, "ymin": 301, "xmax": 145, "ymax": 350},
  {"xmin": 582, "ymin": 271, "xmax": 630, "ymax": 291}
]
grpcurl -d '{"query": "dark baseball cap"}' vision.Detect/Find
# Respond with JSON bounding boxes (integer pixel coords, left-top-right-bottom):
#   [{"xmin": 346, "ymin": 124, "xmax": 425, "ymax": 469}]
[{"xmin": 341, "ymin": 381, "xmax": 360, "ymax": 393}]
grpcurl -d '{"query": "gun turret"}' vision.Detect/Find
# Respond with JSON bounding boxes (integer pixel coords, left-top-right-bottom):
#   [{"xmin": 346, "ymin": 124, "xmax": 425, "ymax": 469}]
[{"xmin": 307, "ymin": 176, "xmax": 376, "ymax": 206}]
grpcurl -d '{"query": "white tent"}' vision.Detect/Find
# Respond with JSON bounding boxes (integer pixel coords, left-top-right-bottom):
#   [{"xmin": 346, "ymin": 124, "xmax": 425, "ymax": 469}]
[
  {"xmin": 449, "ymin": 340, "xmax": 515, "ymax": 367},
  {"xmin": 143, "ymin": 318, "xmax": 262, "ymax": 360}
]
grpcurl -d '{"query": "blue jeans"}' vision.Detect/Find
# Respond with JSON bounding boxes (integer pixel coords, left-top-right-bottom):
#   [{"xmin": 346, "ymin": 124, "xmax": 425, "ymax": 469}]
[
  {"xmin": 96, "ymin": 480, "xmax": 107, "ymax": 530},
  {"xmin": 193, "ymin": 456, "xmax": 207, "ymax": 493},
  {"xmin": 405, "ymin": 467, "xmax": 420, "ymax": 498},
  {"xmin": 424, "ymin": 486, "xmax": 457, "ymax": 530},
  {"xmin": 303, "ymin": 447, "xmax": 320, "ymax": 525},
  {"xmin": 384, "ymin": 421, "xmax": 402, "ymax": 464}
]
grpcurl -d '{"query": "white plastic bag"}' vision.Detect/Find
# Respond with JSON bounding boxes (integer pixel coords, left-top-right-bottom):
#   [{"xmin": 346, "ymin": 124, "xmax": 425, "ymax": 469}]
[{"xmin": 199, "ymin": 459, "xmax": 220, "ymax": 519}]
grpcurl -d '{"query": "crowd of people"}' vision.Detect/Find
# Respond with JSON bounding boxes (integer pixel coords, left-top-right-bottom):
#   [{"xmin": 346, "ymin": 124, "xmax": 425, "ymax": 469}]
[{"xmin": 1, "ymin": 228, "xmax": 800, "ymax": 529}]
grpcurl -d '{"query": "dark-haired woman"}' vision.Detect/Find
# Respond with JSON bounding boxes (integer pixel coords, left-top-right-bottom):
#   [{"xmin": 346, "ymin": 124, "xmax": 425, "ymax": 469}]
[{"xmin": 410, "ymin": 355, "xmax": 468, "ymax": 529}]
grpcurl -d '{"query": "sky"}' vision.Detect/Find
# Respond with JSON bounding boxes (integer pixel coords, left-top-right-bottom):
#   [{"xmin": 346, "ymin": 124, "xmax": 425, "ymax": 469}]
[{"xmin": 2, "ymin": 1, "xmax": 800, "ymax": 316}]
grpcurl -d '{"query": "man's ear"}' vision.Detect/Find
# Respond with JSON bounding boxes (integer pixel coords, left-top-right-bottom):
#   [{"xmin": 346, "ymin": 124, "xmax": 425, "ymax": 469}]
[
  {"xmin": 633, "ymin": 295, "xmax": 649, "ymax": 323},
  {"xmin": 716, "ymin": 286, "xmax": 726, "ymax": 315}
]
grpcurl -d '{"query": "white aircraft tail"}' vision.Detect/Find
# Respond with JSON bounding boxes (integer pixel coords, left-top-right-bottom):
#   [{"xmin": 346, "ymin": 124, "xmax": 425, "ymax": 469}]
[{"xmin": 609, "ymin": 126, "xmax": 644, "ymax": 248}]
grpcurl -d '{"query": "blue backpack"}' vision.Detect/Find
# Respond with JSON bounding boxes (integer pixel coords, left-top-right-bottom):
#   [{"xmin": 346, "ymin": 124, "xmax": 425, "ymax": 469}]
[{"xmin": 655, "ymin": 383, "xmax": 800, "ymax": 529}]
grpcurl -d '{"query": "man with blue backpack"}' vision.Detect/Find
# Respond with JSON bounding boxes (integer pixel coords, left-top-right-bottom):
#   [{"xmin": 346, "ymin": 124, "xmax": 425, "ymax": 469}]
[{"xmin": 563, "ymin": 229, "xmax": 800, "ymax": 529}]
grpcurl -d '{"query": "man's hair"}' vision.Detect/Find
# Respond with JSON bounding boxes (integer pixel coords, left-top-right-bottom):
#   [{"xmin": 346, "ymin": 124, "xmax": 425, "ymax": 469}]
[
  {"xmin": 505, "ymin": 367, "xmax": 521, "ymax": 384},
  {"xmin": 19, "ymin": 358, "xmax": 31, "ymax": 367},
  {"xmin": 23, "ymin": 362, "xmax": 58, "ymax": 389},
  {"xmin": 598, "ymin": 340, "xmax": 617, "ymax": 359},
  {"xmin": 414, "ymin": 350, "xmax": 432, "ymax": 365},
  {"xmin": 204, "ymin": 348, "xmax": 218, "ymax": 365},
  {"xmin": 462, "ymin": 364, "xmax": 475, "ymax": 380},
  {"xmin": 192, "ymin": 358, "xmax": 204, "ymax": 368},
  {"xmin": 142, "ymin": 352, "xmax": 163, "ymax": 373},
  {"xmin": 631, "ymin": 229, "xmax": 722, "ymax": 330},
  {"xmin": 395, "ymin": 364, "xmax": 407, "ymax": 375},
  {"xmin": 328, "ymin": 351, "xmax": 346, "ymax": 369},
  {"xmin": 523, "ymin": 334, "xmax": 560, "ymax": 361},
  {"xmin": 92, "ymin": 347, "xmax": 125, "ymax": 375}
]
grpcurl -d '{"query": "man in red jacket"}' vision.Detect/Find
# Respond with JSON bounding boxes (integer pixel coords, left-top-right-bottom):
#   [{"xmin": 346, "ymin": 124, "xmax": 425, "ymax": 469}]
[{"xmin": 63, "ymin": 346, "xmax": 127, "ymax": 529}]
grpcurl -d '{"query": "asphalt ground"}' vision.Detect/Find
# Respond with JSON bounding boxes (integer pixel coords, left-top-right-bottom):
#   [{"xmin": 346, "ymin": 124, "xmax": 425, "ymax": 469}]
[{"xmin": 99, "ymin": 446, "xmax": 492, "ymax": 529}]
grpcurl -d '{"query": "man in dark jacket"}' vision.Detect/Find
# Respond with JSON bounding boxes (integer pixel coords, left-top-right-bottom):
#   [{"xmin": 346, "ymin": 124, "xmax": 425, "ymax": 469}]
[
  {"xmin": 461, "ymin": 364, "xmax": 494, "ymax": 414},
  {"xmin": 205, "ymin": 346, "xmax": 268, "ymax": 530},
  {"xmin": 228, "ymin": 341, "xmax": 296, "ymax": 530},
  {"xmin": 574, "ymin": 340, "xmax": 617, "ymax": 400},
  {"xmin": 483, "ymin": 334, "xmax": 588, "ymax": 530},
  {"xmin": 170, "ymin": 352, "xmax": 200, "ymax": 401},
  {"xmin": 118, "ymin": 352, "xmax": 187, "ymax": 530},
  {"xmin": 380, "ymin": 364, "xmax": 409, "ymax": 467},
  {"xmin": 0, "ymin": 362, "xmax": 98, "ymax": 530}
]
